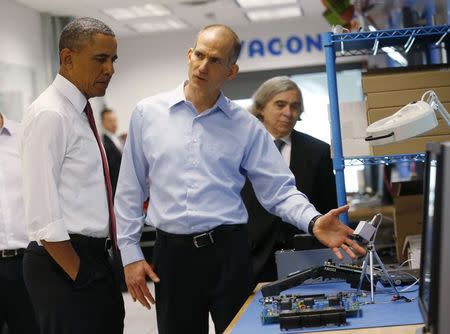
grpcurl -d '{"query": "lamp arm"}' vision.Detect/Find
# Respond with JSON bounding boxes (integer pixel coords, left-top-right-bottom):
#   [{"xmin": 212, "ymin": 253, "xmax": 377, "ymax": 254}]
[
  {"xmin": 432, "ymin": 98, "xmax": 450, "ymax": 126},
  {"xmin": 423, "ymin": 90, "xmax": 450, "ymax": 126}
]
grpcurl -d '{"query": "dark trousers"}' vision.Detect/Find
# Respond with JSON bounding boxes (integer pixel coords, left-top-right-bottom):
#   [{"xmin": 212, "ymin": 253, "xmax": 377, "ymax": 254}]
[
  {"xmin": 0, "ymin": 255, "xmax": 39, "ymax": 334},
  {"xmin": 23, "ymin": 237, "xmax": 125, "ymax": 334},
  {"xmin": 154, "ymin": 224, "xmax": 254, "ymax": 334}
]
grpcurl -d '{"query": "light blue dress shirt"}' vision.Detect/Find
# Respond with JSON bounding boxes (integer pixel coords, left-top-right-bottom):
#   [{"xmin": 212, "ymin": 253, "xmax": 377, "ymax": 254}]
[{"xmin": 115, "ymin": 82, "xmax": 320, "ymax": 266}]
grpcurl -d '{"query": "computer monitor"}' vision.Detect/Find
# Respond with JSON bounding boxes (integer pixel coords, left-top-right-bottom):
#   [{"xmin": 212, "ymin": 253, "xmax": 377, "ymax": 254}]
[{"xmin": 418, "ymin": 142, "xmax": 450, "ymax": 334}]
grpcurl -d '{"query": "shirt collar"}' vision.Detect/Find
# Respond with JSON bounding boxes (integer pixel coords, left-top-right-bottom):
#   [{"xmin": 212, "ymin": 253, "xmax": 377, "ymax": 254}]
[
  {"xmin": 167, "ymin": 82, "xmax": 187, "ymax": 108},
  {"xmin": 168, "ymin": 81, "xmax": 233, "ymax": 119},
  {"xmin": 269, "ymin": 132, "xmax": 292, "ymax": 145},
  {"xmin": 0, "ymin": 113, "xmax": 16, "ymax": 136},
  {"xmin": 215, "ymin": 92, "xmax": 232, "ymax": 118},
  {"xmin": 52, "ymin": 74, "xmax": 88, "ymax": 114},
  {"xmin": 104, "ymin": 130, "xmax": 117, "ymax": 138}
]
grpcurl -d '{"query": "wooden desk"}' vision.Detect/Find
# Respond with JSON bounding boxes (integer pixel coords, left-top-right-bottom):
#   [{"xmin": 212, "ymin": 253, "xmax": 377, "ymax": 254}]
[
  {"xmin": 224, "ymin": 283, "xmax": 423, "ymax": 334},
  {"xmin": 224, "ymin": 285, "xmax": 263, "ymax": 334}
]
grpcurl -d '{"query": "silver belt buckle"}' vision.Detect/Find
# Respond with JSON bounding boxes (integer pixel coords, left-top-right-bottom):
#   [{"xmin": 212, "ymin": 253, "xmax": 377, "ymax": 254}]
[
  {"xmin": 104, "ymin": 238, "xmax": 112, "ymax": 251},
  {"xmin": 193, "ymin": 231, "xmax": 214, "ymax": 248}
]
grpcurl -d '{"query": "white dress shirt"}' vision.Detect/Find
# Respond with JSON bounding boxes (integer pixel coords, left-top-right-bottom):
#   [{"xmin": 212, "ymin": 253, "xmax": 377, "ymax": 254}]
[
  {"xmin": 0, "ymin": 115, "xmax": 29, "ymax": 250},
  {"xmin": 21, "ymin": 74, "xmax": 109, "ymax": 243},
  {"xmin": 270, "ymin": 133, "xmax": 292, "ymax": 166}
]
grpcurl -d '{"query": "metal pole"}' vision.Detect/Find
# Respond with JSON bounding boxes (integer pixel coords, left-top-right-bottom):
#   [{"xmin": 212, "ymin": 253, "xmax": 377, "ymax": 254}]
[
  {"xmin": 425, "ymin": 2, "xmax": 441, "ymax": 64},
  {"xmin": 357, "ymin": 254, "xmax": 369, "ymax": 294},
  {"xmin": 369, "ymin": 245, "xmax": 375, "ymax": 303},
  {"xmin": 373, "ymin": 249, "xmax": 401, "ymax": 297},
  {"xmin": 323, "ymin": 32, "xmax": 348, "ymax": 224}
]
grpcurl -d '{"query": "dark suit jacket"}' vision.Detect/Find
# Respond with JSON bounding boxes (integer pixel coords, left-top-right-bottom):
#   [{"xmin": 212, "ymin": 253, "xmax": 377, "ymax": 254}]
[
  {"xmin": 102, "ymin": 134, "xmax": 122, "ymax": 197},
  {"xmin": 241, "ymin": 130, "xmax": 337, "ymax": 282}
]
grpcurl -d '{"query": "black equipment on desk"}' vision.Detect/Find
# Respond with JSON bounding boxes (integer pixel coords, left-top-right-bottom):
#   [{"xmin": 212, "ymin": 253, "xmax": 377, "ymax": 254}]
[
  {"xmin": 418, "ymin": 142, "xmax": 450, "ymax": 334},
  {"xmin": 379, "ymin": 268, "xmax": 419, "ymax": 287},
  {"xmin": 261, "ymin": 261, "xmax": 375, "ymax": 297},
  {"xmin": 292, "ymin": 234, "xmax": 326, "ymax": 250}
]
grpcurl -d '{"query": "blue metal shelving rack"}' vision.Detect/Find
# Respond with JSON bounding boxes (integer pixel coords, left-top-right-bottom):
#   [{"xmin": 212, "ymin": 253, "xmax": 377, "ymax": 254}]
[{"xmin": 322, "ymin": 24, "xmax": 450, "ymax": 223}]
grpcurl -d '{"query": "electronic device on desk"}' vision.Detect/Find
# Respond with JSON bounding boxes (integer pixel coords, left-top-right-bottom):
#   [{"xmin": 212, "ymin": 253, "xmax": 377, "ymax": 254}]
[
  {"xmin": 260, "ymin": 292, "xmax": 362, "ymax": 330},
  {"xmin": 379, "ymin": 268, "xmax": 419, "ymax": 287},
  {"xmin": 292, "ymin": 234, "xmax": 327, "ymax": 250},
  {"xmin": 261, "ymin": 261, "xmax": 374, "ymax": 297},
  {"xmin": 418, "ymin": 142, "xmax": 450, "ymax": 334},
  {"xmin": 353, "ymin": 213, "xmax": 402, "ymax": 303},
  {"xmin": 275, "ymin": 247, "xmax": 351, "ymax": 280},
  {"xmin": 275, "ymin": 234, "xmax": 349, "ymax": 282}
]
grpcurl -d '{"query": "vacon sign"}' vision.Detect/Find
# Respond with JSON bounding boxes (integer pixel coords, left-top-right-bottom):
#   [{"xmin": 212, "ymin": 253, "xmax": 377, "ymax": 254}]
[
  {"xmin": 237, "ymin": 32, "xmax": 325, "ymax": 72},
  {"xmin": 241, "ymin": 33, "xmax": 322, "ymax": 57}
]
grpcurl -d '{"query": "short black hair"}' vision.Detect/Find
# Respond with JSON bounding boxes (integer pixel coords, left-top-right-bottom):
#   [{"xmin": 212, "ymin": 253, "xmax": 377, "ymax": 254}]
[
  {"xmin": 59, "ymin": 17, "xmax": 115, "ymax": 52},
  {"xmin": 100, "ymin": 108, "xmax": 114, "ymax": 121}
]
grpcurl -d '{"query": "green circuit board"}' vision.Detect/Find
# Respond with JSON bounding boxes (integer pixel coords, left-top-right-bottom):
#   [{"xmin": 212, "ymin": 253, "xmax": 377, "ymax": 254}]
[{"xmin": 260, "ymin": 292, "xmax": 362, "ymax": 329}]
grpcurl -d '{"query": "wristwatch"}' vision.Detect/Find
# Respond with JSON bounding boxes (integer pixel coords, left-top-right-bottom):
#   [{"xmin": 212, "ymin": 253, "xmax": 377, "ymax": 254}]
[{"xmin": 308, "ymin": 214, "xmax": 323, "ymax": 235}]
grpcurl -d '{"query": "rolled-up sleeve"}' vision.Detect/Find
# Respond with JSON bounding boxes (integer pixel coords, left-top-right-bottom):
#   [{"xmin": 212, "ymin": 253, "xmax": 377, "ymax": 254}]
[
  {"xmin": 115, "ymin": 105, "xmax": 150, "ymax": 266},
  {"xmin": 21, "ymin": 110, "xmax": 70, "ymax": 243},
  {"xmin": 242, "ymin": 123, "xmax": 320, "ymax": 232}
]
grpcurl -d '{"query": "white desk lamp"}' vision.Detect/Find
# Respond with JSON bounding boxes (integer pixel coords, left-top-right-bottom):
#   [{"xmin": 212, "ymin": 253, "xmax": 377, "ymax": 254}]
[{"xmin": 365, "ymin": 90, "xmax": 450, "ymax": 145}]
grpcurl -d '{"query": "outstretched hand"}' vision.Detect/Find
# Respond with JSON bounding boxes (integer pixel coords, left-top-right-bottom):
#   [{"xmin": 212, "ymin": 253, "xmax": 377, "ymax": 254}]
[
  {"xmin": 124, "ymin": 260, "xmax": 160, "ymax": 309},
  {"xmin": 312, "ymin": 205, "xmax": 366, "ymax": 260}
]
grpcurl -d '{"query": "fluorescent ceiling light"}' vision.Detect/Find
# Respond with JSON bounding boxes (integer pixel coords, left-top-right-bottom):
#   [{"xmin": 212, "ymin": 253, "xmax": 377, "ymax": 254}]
[
  {"xmin": 103, "ymin": 4, "xmax": 170, "ymax": 20},
  {"xmin": 246, "ymin": 6, "xmax": 302, "ymax": 21},
  {"xmin": 128, "ymin": 19, "xmax": 187, "ymax": 33},
  {"xmin": 236, "ymin": 0, "xmax": 297, "ymax": 9}
]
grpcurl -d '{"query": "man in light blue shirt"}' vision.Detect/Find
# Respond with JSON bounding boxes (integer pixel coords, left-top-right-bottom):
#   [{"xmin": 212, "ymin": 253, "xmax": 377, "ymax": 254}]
[{"xmin": 115, "ymin": 24, "xmax": 365, "ymax": 334}]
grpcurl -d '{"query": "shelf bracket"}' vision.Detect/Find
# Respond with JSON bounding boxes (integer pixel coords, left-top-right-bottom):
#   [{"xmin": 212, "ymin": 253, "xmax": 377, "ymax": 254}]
[{"xmin": 435, "ymin": 28, "xmax": 449, "ymax": 46}]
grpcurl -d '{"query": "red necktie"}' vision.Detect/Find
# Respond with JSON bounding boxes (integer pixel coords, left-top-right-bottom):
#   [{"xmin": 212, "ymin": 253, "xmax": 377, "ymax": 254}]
[{"xmin": 84, "ymin": 101, "xmax": 119, "ymax": 257}]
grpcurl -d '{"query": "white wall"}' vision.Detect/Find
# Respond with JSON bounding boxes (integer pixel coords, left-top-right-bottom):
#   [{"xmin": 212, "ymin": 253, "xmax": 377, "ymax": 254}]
[
  {"xmin": 0, "ymin": 0, "xmax": 46, "ymax": 122},
  {"xmin": 106, "ymin": 17, "xmax": 331, "ymax": 134},
  {"xmin": 105, "ymin": 30, "xmax": 190, "ymax": 134},
  {"xmin": 0, "ymin": 0, "xmax": 46, "ymax": 101},
  {"xmin": 0, "ymin": 0, "xmax": 43, "ymax": 68}
]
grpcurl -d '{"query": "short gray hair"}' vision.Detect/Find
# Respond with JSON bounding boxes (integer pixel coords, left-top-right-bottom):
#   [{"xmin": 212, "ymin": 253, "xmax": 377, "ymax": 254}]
[
  {"xmin": 250, "ymin": 76, "xmax": 304, "ymax": 121},
  {"xmin": 59, "ymin": 17, "xmax": 115, "ymax": 52}
]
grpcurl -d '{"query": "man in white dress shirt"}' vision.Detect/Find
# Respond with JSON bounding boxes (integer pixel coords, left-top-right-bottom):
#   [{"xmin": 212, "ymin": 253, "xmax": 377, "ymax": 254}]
[
  {"xmin": 0, "ymin": 112, "xmax": 38, "ymax": 333},
  {"xmin": 21, "ymin": 17, "xmax": 124, "ymax": 334}
]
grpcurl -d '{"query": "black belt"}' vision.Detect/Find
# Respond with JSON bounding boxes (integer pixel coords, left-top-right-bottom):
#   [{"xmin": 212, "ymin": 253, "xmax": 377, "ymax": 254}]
[
  {"xmin": 69, "ymin": 234, "xmax": 111, "ymax": 254},
  {"xmin": 156, "ymin": 224, "xmax": 245, "ymax": 249},
  {"xmin": 0, "ymin": 248, "xmax": 25, "ymax": 258}
]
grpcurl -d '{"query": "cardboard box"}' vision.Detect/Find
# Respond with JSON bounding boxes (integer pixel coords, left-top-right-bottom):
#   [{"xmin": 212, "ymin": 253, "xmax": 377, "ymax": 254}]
[
  {"xmin": 370, "ymin": 134, "xmax": 450, "ymax": 156},
  {"xmin": 330, "ymin": 101, "xmax": 367, "ymax": 140},
  {"xmin": 402, "ymin": 234, "xmax": 421, "ymax": 269},
  {"xmin": 341, "ymin": 138, "xmax": 371, "ymax": 157},
  {"xmin": 391, "ymin": 181, "xmax": 423, "ymax": 262},
  {"xmin": 362, "ymin": 66, "xmax": 450, "ymax": 93},
  {"xmin": 365, "ymin": 86, "xmax": 450, "ymax": 109},
  {"xmin": 330, "ymin": 101, "xmax": 371, "ymax": 157}
]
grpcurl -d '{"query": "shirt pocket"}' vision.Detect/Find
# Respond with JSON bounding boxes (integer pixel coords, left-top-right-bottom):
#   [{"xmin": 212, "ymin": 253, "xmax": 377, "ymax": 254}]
[{"xmin": 201, "ymin": 139, "xmax": 243, "ymax": 174}]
